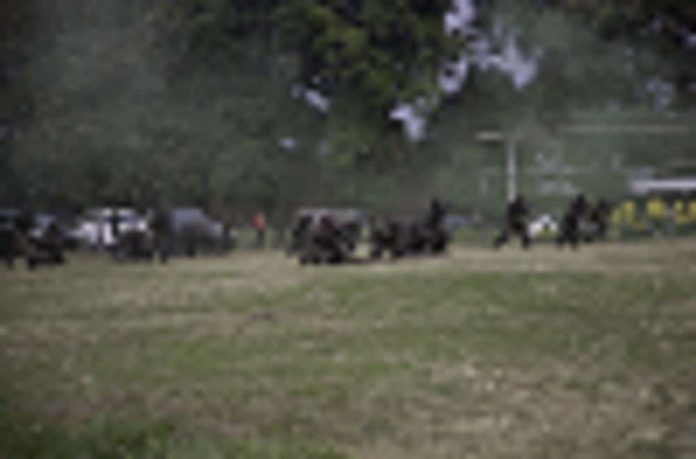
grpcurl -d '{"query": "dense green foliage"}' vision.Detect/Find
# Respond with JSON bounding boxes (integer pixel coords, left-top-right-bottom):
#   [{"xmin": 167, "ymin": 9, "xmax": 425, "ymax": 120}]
[{"xmin": 1, "ymin": 0, "xmax": 694, "ymax": 216}]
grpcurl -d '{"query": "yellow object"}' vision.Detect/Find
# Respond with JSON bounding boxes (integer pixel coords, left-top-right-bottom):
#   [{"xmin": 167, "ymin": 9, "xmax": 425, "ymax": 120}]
[
  {"xmin": 610, "ymin": 207, "xmax": 623, "ymax": 227},
  {"xmin": 674, "ymin": 200, "xmax": 689, "ymax": 226},
  {"xmin": 689, "ymin": 200, "xmax": 696, "ymax": 224},
  {"xmin": 622, "ymin": 201, "xmax": 637, "ymax": 227},
  {"xmin": 646, "ymin": 197, "xmax": 668, "ymax": 221},
  {"xmin": 611, "ymin": 200, "xmax": 644, "ymax": 230}
]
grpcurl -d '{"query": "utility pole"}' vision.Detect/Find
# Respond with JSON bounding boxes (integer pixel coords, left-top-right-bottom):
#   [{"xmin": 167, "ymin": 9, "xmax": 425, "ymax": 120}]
[
  {"xmin": 506, "ymin": 137, "xmax": 518, "ymax": 203},
  {"xmin": 475, "ymin": 118, "xmax": 695, "ymax": 204},
  {"xmin": 476, "ymin": 130, "xmax": 520, "ymax": 204}
]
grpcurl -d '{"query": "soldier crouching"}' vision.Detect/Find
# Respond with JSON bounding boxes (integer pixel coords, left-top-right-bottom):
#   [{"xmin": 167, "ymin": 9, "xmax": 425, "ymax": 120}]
[
  {"xmin": 370, "ymin": 218, "xmax": 407, "ymax": 259},
  {"xmin": 12, "ymin": 212, "xmax": 67, "ymax": 270},
  {"xmin": 299, "ymin": 215, "xmax": 351, "ymax": 265},
  {"xmin": 370, "ymin": 199, "xmax": 450, "ymax": 260}
]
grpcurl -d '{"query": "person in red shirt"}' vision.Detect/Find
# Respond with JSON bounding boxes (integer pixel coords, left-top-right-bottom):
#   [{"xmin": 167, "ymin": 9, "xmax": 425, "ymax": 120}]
[{"xmin": 252, "ymin": 212, "xmax": 267, "ymax": 248}]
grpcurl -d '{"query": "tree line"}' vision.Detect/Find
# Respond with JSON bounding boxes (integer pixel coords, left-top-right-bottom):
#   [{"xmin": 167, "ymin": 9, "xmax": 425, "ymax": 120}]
[{"xmin": 1, "ymin": 0, "xmax": 694, "ymax": 221}]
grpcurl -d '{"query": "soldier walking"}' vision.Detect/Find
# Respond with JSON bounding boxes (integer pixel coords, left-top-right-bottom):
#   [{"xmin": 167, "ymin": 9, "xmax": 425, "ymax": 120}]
[
  {"xmin": 557, "ymin": 193, "xmax": 590, "ymax": 249},
  {"xmin": 493, "ymin": 194, "xmax": 531, "ymax": 249}
]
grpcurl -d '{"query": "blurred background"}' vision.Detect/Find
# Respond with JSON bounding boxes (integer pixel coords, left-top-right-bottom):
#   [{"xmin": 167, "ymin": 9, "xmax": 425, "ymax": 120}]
[
  {"xmin": 3, "ymin": 4, "xmax": 696, "ymax": 457},
  {"xmin": 1, "ymin": 0, "xmax": 695, "ymax": 241}
]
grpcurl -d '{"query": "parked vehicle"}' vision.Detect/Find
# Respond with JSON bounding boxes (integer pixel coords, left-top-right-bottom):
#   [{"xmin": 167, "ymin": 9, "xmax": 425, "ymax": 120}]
[
  {"xmin": 528, "ymin": 214, "xmax": 559, "ymax": 240},
  {"xmin": 72, "ymin": 208, "xmax": 148, "ymax": 250},
  {"xmin": 168, "ymin": 207, "xmax": 232, "ymax": 256},
  {"xmin": 29, "ymin": 213, "xmax": 80, "ymax": 249}
]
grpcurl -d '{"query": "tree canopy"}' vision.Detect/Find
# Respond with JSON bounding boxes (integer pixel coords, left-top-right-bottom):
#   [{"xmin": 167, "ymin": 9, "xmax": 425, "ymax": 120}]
[{"xmin": 1, "ymin": 0, "xmax": 694, "ymax": 215}]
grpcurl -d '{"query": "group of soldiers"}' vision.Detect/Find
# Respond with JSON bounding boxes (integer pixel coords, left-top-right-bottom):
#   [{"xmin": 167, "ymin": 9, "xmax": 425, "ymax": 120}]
[
  {"xmin": 370, "ymin": 198, "xmax": 449, "ymax": 259},
  {"xmin": 1, "ymin": 207, "xmax": 175, "ymax": 270},
  {"xmin": 493, "ymin": 193, "xmax": 611, "ymax": 250},
  {"xmin": 3, "ymin": 194, "xmax": 614, "ymax": 270},
  {"xmin": 1, "ymin": 209, "xmax": 66, "ymax": 270},
  {"xmin": 289, "ymin": 209, "xmax": 364, "ymax": 264},
  {"xmin": 290, "ymin": 192, "xmax": 613, "ymax": 266},
  {"xmin": 557, "ymin": 194, "xmax": 611, "ymax": 248},
  {"xmin": 289, "ymin": 199, "xmax": 451, "ymax": 265}
]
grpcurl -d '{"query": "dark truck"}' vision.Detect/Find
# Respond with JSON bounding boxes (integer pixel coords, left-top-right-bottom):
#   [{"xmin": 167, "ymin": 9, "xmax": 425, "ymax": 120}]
[
  {"xmin": 114, "ymin": 207, "xmax": 234, "ymax": 261},
  {"xmin": 168, "ymin": 207, "xmax": 232, "ymax": 257}
]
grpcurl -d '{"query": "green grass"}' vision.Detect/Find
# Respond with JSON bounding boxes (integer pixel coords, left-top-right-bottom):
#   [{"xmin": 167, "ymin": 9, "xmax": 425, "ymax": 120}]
[{"xmin": 1, "ymin": 241, "xmax": 695, "ymax": 458}]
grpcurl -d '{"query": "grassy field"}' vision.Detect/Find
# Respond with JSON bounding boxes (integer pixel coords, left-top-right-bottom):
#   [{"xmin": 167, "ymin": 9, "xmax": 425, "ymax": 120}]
[{"xmin": 1, "ymin": 240, "xmax": 696, "ymax": 458}]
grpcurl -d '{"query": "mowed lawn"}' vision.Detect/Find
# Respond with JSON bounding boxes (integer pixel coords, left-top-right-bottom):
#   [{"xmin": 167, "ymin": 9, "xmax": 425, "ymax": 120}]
[{"xmin": 1, "ymin": 240, "xmax": 696, "ymax": 458}]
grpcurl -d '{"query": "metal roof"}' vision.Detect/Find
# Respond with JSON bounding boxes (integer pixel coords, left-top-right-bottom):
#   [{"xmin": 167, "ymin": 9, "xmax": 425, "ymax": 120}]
[{"xmin": 629, "ymin": 178, "xmax": 696, "ymax": 195}]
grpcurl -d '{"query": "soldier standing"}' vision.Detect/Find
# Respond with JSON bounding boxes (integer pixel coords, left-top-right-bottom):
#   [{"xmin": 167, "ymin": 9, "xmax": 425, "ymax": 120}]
[
  {"xmin": 1, "ymin": 211, "xmax": 19, "ymax": 268},
  {"xmin": 425, "ymin": 197, "xmax": 449, "ymax": 253},
  {"xmin": 151, "ymin": 206, "xmax": 172, "ymax": 263},
  {"xmin": 109, "ymin": 208, "xmax": 121, "ymax": 244},
  {"xmin": 41, "ymin": 221, "xmax": 66, "ymax": 265},
  {"xmin": 427, "ymin": 197, "xmax": 447, "ymax": 228},
  {"xmin": 493, "ymin": 194, "xmax": 531, "ymax": 249},
  {"xmin": 557, "ymin": 193, "xmax": 589, "ymax": 249},
  {"xmin": 14, "ymin": 209, "xmax": 39, "ymax": 269},
  {"xmin": 588, "ymin": 198, "xmax": 611, "ymax": 240}
]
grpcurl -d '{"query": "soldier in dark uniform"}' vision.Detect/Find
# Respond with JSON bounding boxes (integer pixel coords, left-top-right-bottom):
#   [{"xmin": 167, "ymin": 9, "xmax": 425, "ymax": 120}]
[
  {"xmin": 109, "ymin": 209, "xmax": 121, "ymax": 243},
  {"xmin": 427, "ymin": 197, "xmax": 446, "ymax": 228},
  {"xmin": 316, "ymin": 215, "xmax": 347, "ymax": 264},
  {"xmin": 557, "ymin": 193, "xmax": 589, "ymax": 249},
  {"xmin": 13, "ymin": 209, "xmax": 38, "ymax": 269},
  {"xmin": 299, "ymin": 215, "xmax": 348, "ymax": 264},
  {"xmin": 28, "ymin": 217, "xmax": 68, "ymax": 269},
  {"xmin": 151, "ymin": 206, "xmax": 172, "ymax": 263},
  {"xmin": 289, "ymin": 213, "xmax": 313, "ymax": 255},
  {"xmin": 493, "ymin": 194, "xmax": 531, "ymax": 249},
  {"xmin": 407, "ymin": 221, "xmax": 429, "ymax": 253},
  {"xmin": 588, "ymin": 198, "xmax": 611, "ymax": 241},
  {"xmin": 370, "ymin": 217, "xmax": 395, "ymax": 259},
  {"xmin": 370, "ymin": 217, "xmax": 410, "ymax": 259},
  {"xmin": 38, "ymin": 221, "xmax": 66, "ymax": 265},
  {"xmin": 1, "ymin": 209, "xmax": 67, "ymax": 270},
  {"xmin": 0, "ymin": 210, "xmax": 19, "ymax": 268},
  {"xmin": 424, "ymin": 197, "xmax": 449, "ymax": 254},
  {"xmin": 370, "ymin": 198, "xmax": 450, "ymax": 260},
  {"xmin": 428, "ymin": 225, "xmax": 449, "ymax": 253}
]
